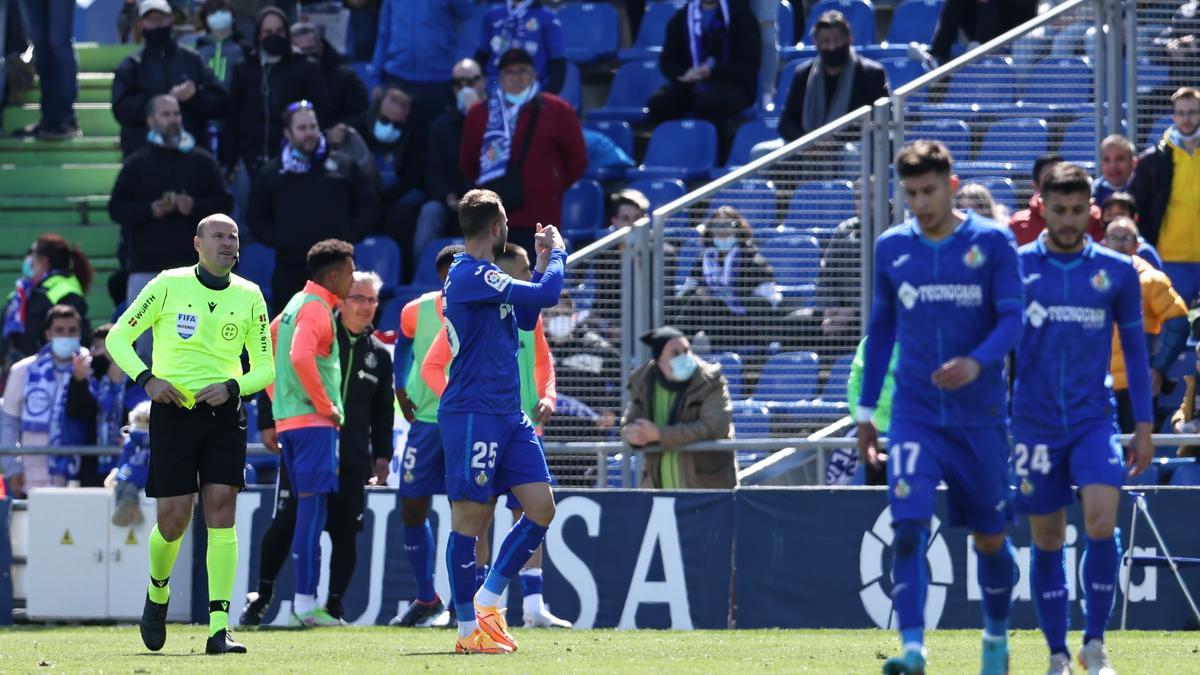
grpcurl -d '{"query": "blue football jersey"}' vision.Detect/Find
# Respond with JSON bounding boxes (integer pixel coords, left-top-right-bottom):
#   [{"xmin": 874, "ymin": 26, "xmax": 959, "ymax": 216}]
[
  {"xmin": 862, "ymin": 213, "xmax": 1025, "ymax": 427},
  {"xmin": 438, "ymin": 249, "xmax": 566, "ymax": 415},
  {"xmin": 1012, "ymin": 238, "xmax": 1143, "ymax": 433}
]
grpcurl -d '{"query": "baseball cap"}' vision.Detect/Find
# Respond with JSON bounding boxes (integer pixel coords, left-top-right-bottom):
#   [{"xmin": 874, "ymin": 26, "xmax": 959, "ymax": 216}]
[
  {"xmin": 498, "ymin": 48, "xmax": 535, "ymax": 71},
  {"xmin": 139, "ymin": 0, "xmax": 173, "ymax": 17}
]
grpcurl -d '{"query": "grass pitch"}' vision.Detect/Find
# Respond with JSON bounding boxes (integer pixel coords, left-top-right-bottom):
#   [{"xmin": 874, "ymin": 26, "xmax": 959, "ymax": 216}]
[{"xmin": 0, "ymin": 626, "xmax": 1196, "ymax": 673}]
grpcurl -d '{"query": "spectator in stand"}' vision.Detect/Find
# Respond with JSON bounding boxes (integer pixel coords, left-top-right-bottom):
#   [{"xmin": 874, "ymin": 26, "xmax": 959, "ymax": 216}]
[
  {"xmin": 344, "ymin": 85, "xmax": 425, "ymax": 281},
  {"xmin": 291, "ymin": 21, "xmax": 368, "ymax": 127},
  {"xmin": 186, "ymin": 0, "xmax": 245, "ymax": 92},
  {"xmin": 1009, "ymin": 153, "xmax": 1105, "ymax": 246},
  {"xmin": 955, "ymin": 182, "xmax": 1009, "ymax": 223},
  {"xmin": 1172, "ymin": 344, "xmax": 1200, "ymax": 458},
  {"xmin": 621, "ymin": 326, "xmax": 735, "ymax": 489},
  {"xmin": 416, "ymin": 59, "xmax": 487, "ymax": 267},
  {"xmin": 809, "ymin": 211, "xmax": 864, "ymax": 360},
  {"xmin": 0, "ymin": 305, "xmax": 95, "ymax": 498},
  {"xmin": 109, "ymin": 94, "xmax": 232, "ymax": 347},
  {"xmin": 224, "ymin": 7, "xmax": 329, "ymax": 178},
  {"xmin": 476, "ymin": 1, "xmax": 567, "ymax": 95},
  {"xmin": 671, "ymin": 205, "xmax": 780, "ymax": 354},
  {"xmin": 1101, "ymin": 191, "xmax": 1165, "ymax": 270},
  {"xmin": 111, "ymin": 0, "xmax": 227, "ymax": 159},
  {"xmin": 1093, "ymin": 134, "xmax": 1137, "ymax": 206},
  {"xmin": 928, "ymin": 0, "xmax": 1038, "ymax": 64},
  {"xmin": 773, "ymin": 11, "xmax": 889, "ymax": 146},
  {"xmin": 372, "ymin": 0, "xmax": 474, "ymax": 136},
  {"xmin": 1149, "ymin": 4, "xmax": 1200, "ymax": 113},
  {"xmin": 1102, "ymin": 216, "xmax": 1189, "ymax": 433},
  {"xmin": 1129, "ymin": 87, "xmax": 1200, "ymax": 306},
  {"xmin": 247, "ymin": 101, "xmax": 379, "ymax": 310},
  {"xmin": 648, "ymin": 0, "xmax": 760, "ymax": 131},
  {"xmin": 611, "ymin": 188, "xmax": 650, "ymax": 231},
  {"xmin": 542, "ymin": 290, "xmax": 623, "ymax": 443},
  {"xmin": 584, "ymin": 189, "xmax": 657, "ymax": 343},
  {"xmin": 10, "ymin": 0, "xmax": 76, "ymax": 139},
  {"xmin": 7, "ymin": 234, "xmax": 92, "ymax": 360},
  {"xmin": 460, "ymin": 48, "xmax": 586, "ymax": 262}
]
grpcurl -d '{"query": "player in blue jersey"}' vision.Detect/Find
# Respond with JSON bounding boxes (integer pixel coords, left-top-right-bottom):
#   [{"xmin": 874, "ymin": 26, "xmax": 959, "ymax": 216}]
[
  {"xmin": 858, "ymin": 141, "xmax": 1024, "ymax": 675},
  {"xmin": 437, "ymin": 189, "xmax": 566, "ymax": 654},
  {"xmin": 1012, "ymin": 163, "xmax": 1154, "ymax": 675}
]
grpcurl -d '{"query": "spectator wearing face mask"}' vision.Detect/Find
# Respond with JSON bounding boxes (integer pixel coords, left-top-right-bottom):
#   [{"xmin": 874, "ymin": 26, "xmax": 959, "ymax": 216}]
[
  {"xmin": 417, "ymin": 59, "xmax": 488, "ymax": 271},
  {"xmin": 291, "ymin": 21, "xmax": 368, "ymax": 127},
  {"xmin": 223, "ymin": 7, "xmax": 330, "ymax": 177},
  {"xmin": 111, "ymin": 0, "xmax": 228, "ymax": 158},
  {"xmin": 541, "ymin": 291, "xmax": 623, "ymax": 443},
  {"xmin": 621, "ymin": 326, "xmax": 735, "ymax": 489},
  {"xmin": 6, "ymin": 235, "xmax": 92, "ymax": 362},
  {"xmin": 186, "ymin": 0, "xmax": 245, "ymax": 92},
  {"xmin": 346, "ymin": 85, "xmax": 426, "ymax": 281}
]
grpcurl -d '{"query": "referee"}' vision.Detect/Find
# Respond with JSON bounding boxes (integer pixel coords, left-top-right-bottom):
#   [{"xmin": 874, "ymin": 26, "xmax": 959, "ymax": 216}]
[{"xmin": 107, "ymin": 214, "xmax": 274, "ymax": 655}]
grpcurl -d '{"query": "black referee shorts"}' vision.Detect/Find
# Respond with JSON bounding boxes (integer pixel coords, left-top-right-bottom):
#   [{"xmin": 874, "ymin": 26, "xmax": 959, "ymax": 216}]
[
  {"xmin": 147, "ymin": 397, "xmax": 247, "ymax": 498},
  {"xmin": 274, "ymin": 457, "xmax": 366, "ymax": 534}
]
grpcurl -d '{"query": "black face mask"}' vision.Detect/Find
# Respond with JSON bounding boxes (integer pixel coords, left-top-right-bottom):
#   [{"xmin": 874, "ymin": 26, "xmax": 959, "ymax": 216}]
[
  {"xmin": 820, "ymin": 44, "xmax": 851, "ymax": 68},
  {"xmin": 261, "ymin": 34, "xmax": 289, "ymax": 57},
  {"xmin": 143, "ymin": 26, "xmax": 173, "ymax": 48},
  {"xmin": 91, "ymin": 356, "xmax": 111, "ymax": 376}
]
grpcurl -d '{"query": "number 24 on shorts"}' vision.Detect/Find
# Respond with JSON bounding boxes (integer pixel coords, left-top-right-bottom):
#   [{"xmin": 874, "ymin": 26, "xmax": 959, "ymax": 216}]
[
  {"xmin": 1014, "ymin": 443, "xmax": 1051, "ymax": 476},
  {"xmin": 471, "ymin": 441, "xmax": 498, "ymax": 470}
]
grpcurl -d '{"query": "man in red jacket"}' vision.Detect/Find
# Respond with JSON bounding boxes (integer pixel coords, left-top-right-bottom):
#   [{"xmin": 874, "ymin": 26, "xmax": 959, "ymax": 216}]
[
  {"xmin": 1009, "ymin": 153, "xmax": 1105, "ymax": 246},
  {"xmin": 460, "ymin": 48, "xmax": 587, "ymax": 262}
]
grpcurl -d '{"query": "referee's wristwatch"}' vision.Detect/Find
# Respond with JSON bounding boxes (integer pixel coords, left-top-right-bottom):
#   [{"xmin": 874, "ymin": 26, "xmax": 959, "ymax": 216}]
[{"xmin": 224, "ymin": 379, "xmax": 240, "ymax": 399}]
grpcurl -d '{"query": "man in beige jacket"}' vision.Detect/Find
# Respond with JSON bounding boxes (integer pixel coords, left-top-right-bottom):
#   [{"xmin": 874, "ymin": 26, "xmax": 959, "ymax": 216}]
[{"xmin": 621, "ymin": 326, "xmax": 735, "ymax": 489}]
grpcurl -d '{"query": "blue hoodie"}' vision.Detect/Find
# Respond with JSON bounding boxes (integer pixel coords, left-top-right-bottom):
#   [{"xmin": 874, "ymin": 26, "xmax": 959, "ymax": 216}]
[{"xmin": 372, "ymin": 0, "xmax": 475, "ymax": 83}]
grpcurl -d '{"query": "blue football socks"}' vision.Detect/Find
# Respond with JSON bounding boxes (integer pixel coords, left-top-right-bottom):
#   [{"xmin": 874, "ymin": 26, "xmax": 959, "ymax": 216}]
[
  {"xmin": 1031, "ymin": 545, "xmax": 1069, "ymax": 655},
  {"xmin": 403, "ymin": 523, "xmax": 437, "ymax": 603},
  {"xmin": 1082, "ymin": 535, "xmax": 1120, "ymax": 644}
]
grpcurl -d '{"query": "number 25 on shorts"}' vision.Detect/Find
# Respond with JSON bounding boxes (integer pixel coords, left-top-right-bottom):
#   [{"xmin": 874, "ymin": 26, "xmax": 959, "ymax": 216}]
[
  {"xmin": 471, "ymin": 441, "xmax": 498, "ymax": 470},
  {"xmin": 1013, "ymin": 442, "xmax": 1051, "ymax": 476}
]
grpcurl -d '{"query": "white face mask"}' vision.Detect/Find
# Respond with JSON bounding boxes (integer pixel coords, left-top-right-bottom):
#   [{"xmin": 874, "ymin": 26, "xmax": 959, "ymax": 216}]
[
  {"xmin": 51, "ymin": 336, "xmax": 80, "ymax": 359},
  {"xmin": 206, "ymin": 10, "xmax": 233, "ymax": 33},
  {"xmin": 545, "ymin": 314, "xmax": 575, "ymax": 338},
  {"xmin": 504, "ymin": 86, "xmax": 533, "ymax": 106},
  {"xmin": 669, "ymin": 352, "xmax": 698, "ymax": 381},
  {"xmin": 457, "ymin": 87, "xmax": 480, "ymax": 114},
  {"xmin": 713, "ymin": 236, "xmax": 735, "ymax": 252}
]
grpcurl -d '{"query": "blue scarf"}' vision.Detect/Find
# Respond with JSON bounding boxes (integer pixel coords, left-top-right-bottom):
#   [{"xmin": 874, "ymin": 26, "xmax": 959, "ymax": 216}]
[
  {"xmin": 21, "ymin": 345, "xmax": 72, "ymax": 441},
  {"xmin": 147, "ymin": 128, "xmax": 196, "ymax": 153},
  {"xmin": 116, "ymin": 429, "xmax": 151, "ymax": 489},
  {"xmin": 477, "ymin": 79, "xmax": 516, "ymax": 183},
  {"xmin": 687, "ymin": 0, "xmax": 730, "ymax": 70},
  {"xmin": 280, "ymin": 135, "xmax": 329, "ymax": 174},
  {"xmin": 2, "ymin": 276, "xmax": 33, "ymax": 339},
  {"xmin": 701, "ymin": 246, "xmax": 746, "ymax": 315},
  {"xmin": 493, "ymin": 0, "xmax": 536, "ymax": 70}
]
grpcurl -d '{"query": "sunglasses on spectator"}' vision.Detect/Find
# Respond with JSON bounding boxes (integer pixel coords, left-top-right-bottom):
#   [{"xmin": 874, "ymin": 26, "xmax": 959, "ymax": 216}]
[{"xmin": 454, "ymin": 75, "xmax": 483, "ymax": 87}]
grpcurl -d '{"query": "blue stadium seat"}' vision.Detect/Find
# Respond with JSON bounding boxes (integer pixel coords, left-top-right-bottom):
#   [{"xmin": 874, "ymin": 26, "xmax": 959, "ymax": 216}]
[
  {"xmin": 886, "ymin": 0, "xmax": 942, "ymax": 45},
  {"xmin": 237, "ymin": 242, "xmax": 275, "ymax": 307},
  {"xmin": 753, "ymin": 351, "xmax": 821, "ymax": 402},
  {"xmin": 713, "ymin": 351, "xmax": 745, "ymax": 400},
  {"xmin": 378, "ymin": 296, "xmax": 405, "ymax": 335},
  {"xmin": 1018, "ymin": 57, "xmax": 1093, "ymax": 109},
  {"xmin": 777, "ymin": 0, "xmax": 795, "ymax": 47},
  {"xmin": 908, "ymin": 118, "xmax": 971, "ymax": 161},
  {"xmin": 585, "ymin": 119, "xmax": 634, "ymax": 159},
  {"xmin": 1145, "ymin": 113, "xmax": 1172, "ymax": 148},
  {"xmin": 628, "ymin": 177, "xmax": 687, "ymax": 211},
  {"xmin": 1058, "ymin": 116, "xmax": 1099, "ymax": 166},
  {"xmin": 785, "ymin": 180, "xmax": 857, "ymax": 229},
  {"xmin": 719, "ymin": 118, "xmax": 780, "ymax": 176},
  {"xmin": 627, "ymin": 119, "xmax": 718, "ymax": 180},
  {"xmin": 588, "ymin": 60, "xmax": 665, "ymax": 124},
  {"xmin": 561, "ymin": 61, "xmax": 582, "ymax": 112},
  {"xmin": 732, "ymin": 400, "xmax": 773, "ymax": 438},
  {"xmin": 774, "ymin": 59, "xmax": 806, "ymax": 112},
  {"xmin": 1170, "ymin": 462, "xmax": 1200, "ymax": 486},
  {"xmin": 823, "ymin": 352, "xmax": 856, "ymax": 403},
  {"xmin": 957, "ymin": 117, "xmax": 1048, "ymax": 178},
  {"xmin": 761, "ymin": 234, "xmax": 822, "ymax": 302},
  {"xmin": 879, "ymin": 56, "xmax": 929, "ymax": 89},
  {"xmin": 558, "ymin": 3, "xmax": 620, "ymax": 64},
  {"xmin": 940, "ymin": 57, "xmax": 1017, "ymax": 116},
  {"xmin": 670, "ymin": 227, "xmax": 703, "ymax": 291},
  {"xmin": 561, "ymin": 179, "xmax": 607, "ymax": 242},
  {"xmin": 457, "ymin": 3, "xmax": 497, "ymax": 59},
  {"xmin": 803, "ymin": 0, "xmax": 875, "ymax": 47},
  {"xmin": 619, "ymin": 1, "xmax": 681, "ymax": 62},
  {"xmin": 961, "ymin": 176, "xmax": 1018, "ymax": 215},
  {"xmin": 415, "ymin": 237, "xmax": 464, "ymax": 288},
  {"xmin": 355, "ymin": 236, "xmax": 402, "ymax": 293},
  {"xmin": 709, "ymin": 178, "xmax": 778, "ymax": 232}
]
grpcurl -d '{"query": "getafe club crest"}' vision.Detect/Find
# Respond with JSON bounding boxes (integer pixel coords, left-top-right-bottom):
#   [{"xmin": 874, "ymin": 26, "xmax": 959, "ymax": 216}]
[
  {"xmin": 1091, "ymin": 269, "xmax": 1111, "ymax": 292},
  {"xmin": 894, "ymin": 478, "xmax": 911, "ymax": 499},
  {"xmin": 963, "ymin": 244, "xmax": 986, "ymax": 268},
  {"xmin": 475, "ymin": 471, "xmax": 489, "ymax": 487}
]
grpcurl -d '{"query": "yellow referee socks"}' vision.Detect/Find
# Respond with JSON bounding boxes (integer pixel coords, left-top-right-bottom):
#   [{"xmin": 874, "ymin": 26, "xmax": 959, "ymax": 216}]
[
  {"xmin": 207, "ymin": 527, "xmax": 238, "ymax": 636},
  {"xmin": 147, "ymin": 525, "xmax": 183, "ymax": 604}
]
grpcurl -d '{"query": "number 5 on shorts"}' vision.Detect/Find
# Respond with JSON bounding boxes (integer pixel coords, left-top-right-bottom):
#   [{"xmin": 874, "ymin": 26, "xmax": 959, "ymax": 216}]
[
  {"xmin": 893, "ymin": 441, "xmax": 920, "ymax": 476},
  {"xmin": 1014, "ymin": 443, "xmax": 1051, "ymax": 476},
  {"xmin": 471, "ymin": 441, "xmax": 498, "ymax": 470}
]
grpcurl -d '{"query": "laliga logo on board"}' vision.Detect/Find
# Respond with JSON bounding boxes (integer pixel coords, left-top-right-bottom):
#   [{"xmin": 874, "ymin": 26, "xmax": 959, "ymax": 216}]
[{"xmin": 860, "ymin": 507, "xmax": 953, "ymax": 629}]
